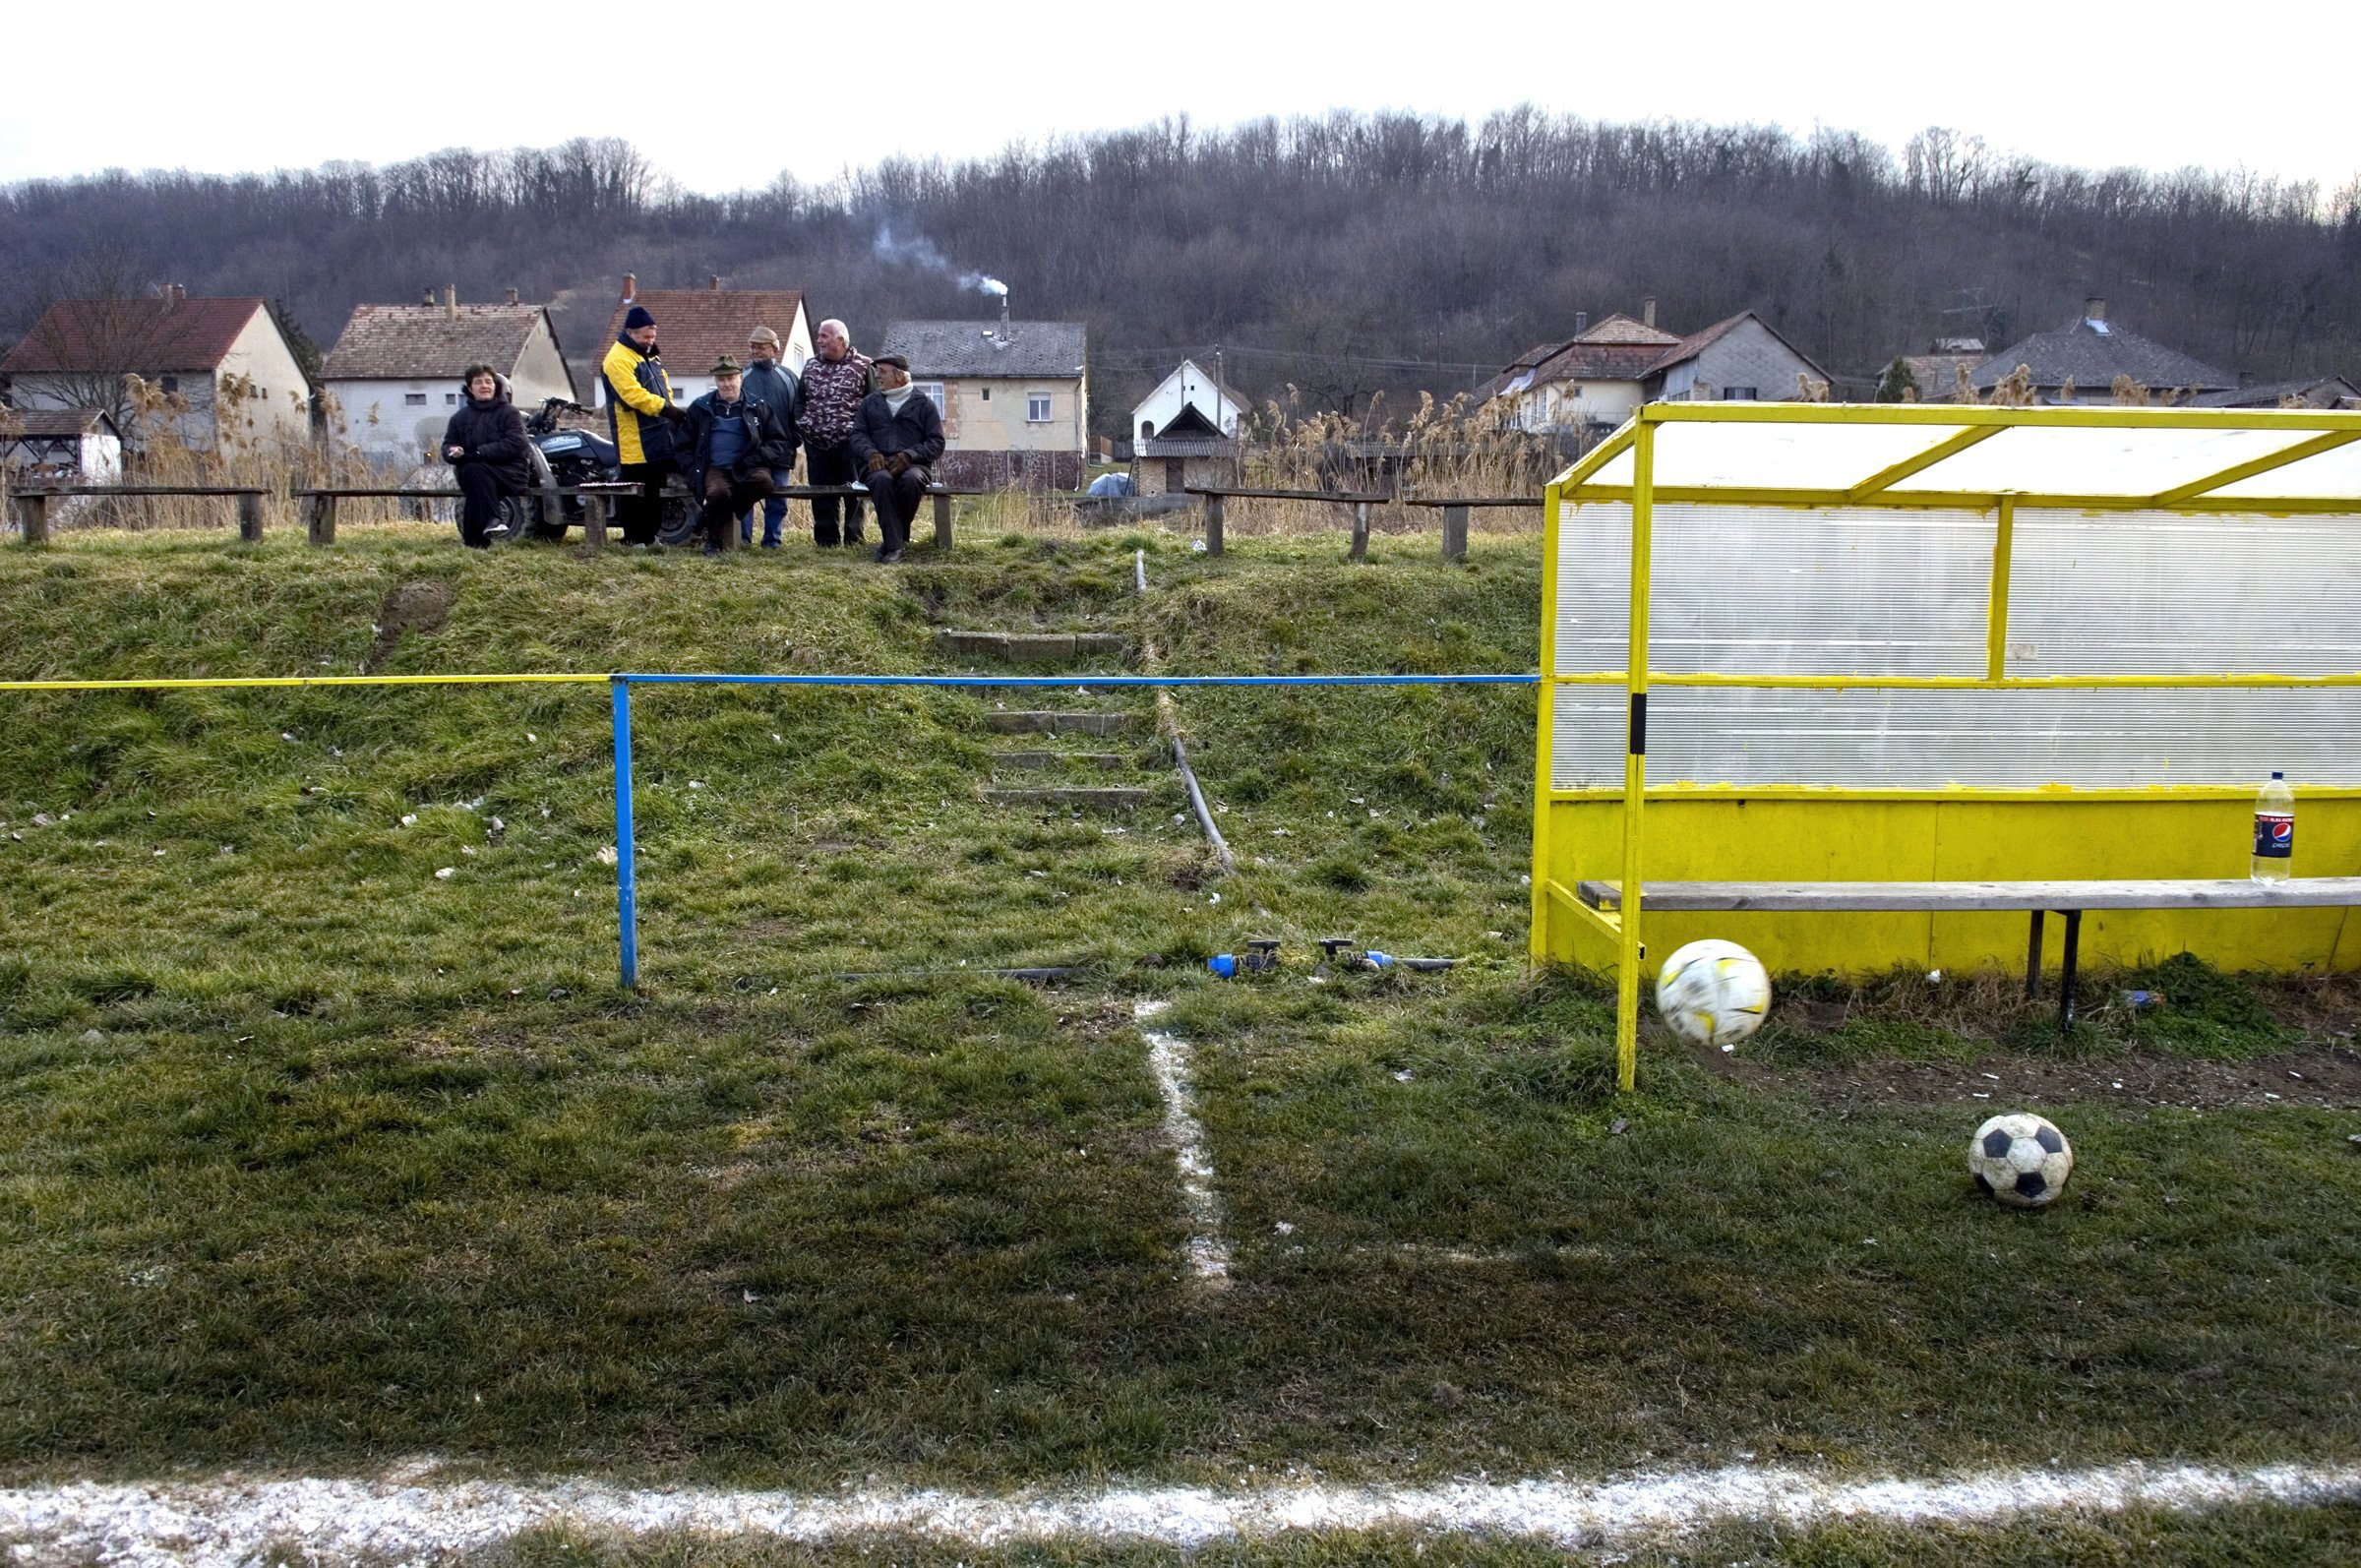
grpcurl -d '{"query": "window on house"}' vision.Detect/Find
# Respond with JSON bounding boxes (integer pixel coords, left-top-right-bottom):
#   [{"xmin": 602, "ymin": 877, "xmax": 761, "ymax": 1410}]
[
  {"xmin": 1027, "ymin": 393, "xmax": 1053, "ymax": 422},
  {"xmin": 916, "ymin": 382, "xmax": 945, "ymax": 406},
  {"xmin": 159, "ymin": 376, "xmax": 179, "ymax": 393},
  {"xmin": 446, "ymin": 392, "xmax": 458, "ymax": 405},
  {"xmin": 403, "ymin": 392, "xmax": 428, "ymax": 406},
  {"xmin": 980, "ymin": 386, "xmax": 991, "ymax": 400},
  {"xmin": 1722, "ymin": 387, "xmax": 1759, "ymax": 400}
]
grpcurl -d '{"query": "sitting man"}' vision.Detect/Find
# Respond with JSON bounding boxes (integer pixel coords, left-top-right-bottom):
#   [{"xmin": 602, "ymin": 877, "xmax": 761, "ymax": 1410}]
[
  {"xmin": 845, "ymin": 353, "xmax": 943, "ymax": 565},
  {"xmin": 678, "ymin": 356, "xmax": 798, "ymax": 557}
]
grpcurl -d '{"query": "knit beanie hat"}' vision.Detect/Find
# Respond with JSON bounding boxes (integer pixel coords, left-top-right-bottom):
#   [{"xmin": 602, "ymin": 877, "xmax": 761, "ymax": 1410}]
[{"xmin": 624, "ymin": 305, "xmax": 656, "ymax": 331}]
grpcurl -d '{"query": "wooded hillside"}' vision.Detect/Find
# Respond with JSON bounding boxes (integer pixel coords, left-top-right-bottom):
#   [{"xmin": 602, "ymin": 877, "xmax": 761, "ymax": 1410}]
[{"xmin": 4, "ymin": 113, "xmax": 2356, "ymax": 433}]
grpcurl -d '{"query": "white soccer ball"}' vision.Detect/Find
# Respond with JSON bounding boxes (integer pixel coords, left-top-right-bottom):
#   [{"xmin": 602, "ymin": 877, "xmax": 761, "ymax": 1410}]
[
  {"xmin": 1654, "ymin": 938, "xmax": 1772, "ymax": 1050},
  {"xmin": 1968, "ymin": 1113, "xmax": 2074, "ymax": 1208}
]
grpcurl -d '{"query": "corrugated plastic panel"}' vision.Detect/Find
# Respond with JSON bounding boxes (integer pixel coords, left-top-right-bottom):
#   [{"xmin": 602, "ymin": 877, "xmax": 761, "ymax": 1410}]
[
  {"xmin": 1892, "ymin": 424, "xmax": 2322, "ymax": 498},
  {"xmin": 1549, "ymin": 687, "xmax": 2361, "ymax": 791},
  {"xmin": 2007, "ymin": 509, "xmax": 2361, "ymax": 675},
  {"xmin": 1555, "ymin": 502, "xmax": 1993, "ymax": 678}
]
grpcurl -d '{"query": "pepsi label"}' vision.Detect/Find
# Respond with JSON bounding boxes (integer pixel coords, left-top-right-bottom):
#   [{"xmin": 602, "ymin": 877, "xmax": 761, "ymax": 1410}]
[{"xmin": 2254, "ymin": 812, "xmax": 2293, "ymax": 858}]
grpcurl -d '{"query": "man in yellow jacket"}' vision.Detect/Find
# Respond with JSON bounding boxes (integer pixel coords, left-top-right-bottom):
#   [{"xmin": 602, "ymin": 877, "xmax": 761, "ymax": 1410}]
[{"xmin": 602, "ymin": 304, "xmax": 686, "ymax": 545}]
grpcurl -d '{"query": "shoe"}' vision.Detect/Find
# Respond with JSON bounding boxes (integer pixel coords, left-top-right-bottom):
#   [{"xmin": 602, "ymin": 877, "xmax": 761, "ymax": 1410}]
[
  {"xmin": 844, "ymin": 531, "xmax": 866, "ymax": 547},
  {"xmin": 702, "ymin": 543, "xmax": 723, "ymax": 558},
  {"xmin": 760, "ymin": 539, "xmax": 782, "ymax": 549},
  {"xmin": 483, "ymin": 520, "xmax": 512, "ymax": 541},
  {"xmin": 874, "ymin": 545, "xmax": 903, "ymax": 565}
]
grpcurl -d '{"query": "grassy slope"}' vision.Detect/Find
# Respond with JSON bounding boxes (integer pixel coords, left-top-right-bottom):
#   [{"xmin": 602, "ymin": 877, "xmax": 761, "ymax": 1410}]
[{"xmin": 0, "ymin": 527, "xmax": 2357, "ymax": 1514}]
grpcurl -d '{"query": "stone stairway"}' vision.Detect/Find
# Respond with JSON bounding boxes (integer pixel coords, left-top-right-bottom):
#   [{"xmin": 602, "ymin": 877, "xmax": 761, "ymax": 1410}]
[{"xmin": 944, "ymin": 628, "xmax": 1157, "ymax": 814}]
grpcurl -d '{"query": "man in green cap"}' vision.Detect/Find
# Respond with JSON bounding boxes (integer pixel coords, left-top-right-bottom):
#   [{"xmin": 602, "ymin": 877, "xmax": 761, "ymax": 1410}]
[{"xmin": 678, "ymin": 355, "xmax": 798, "ymax": 557}]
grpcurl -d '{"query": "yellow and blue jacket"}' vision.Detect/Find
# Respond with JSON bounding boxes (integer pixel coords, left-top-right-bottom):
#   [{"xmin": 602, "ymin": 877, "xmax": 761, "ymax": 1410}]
[{"xmin": 602, "ymin": 332, "xmax": 675, "ymax": 465}]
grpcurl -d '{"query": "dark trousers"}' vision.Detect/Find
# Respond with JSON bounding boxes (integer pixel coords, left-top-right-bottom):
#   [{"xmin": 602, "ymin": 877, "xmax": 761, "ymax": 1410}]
[
  {"xmin": 862, "ymin": 465, "xmax": 929, "ymax": 553},
  {"xmin": 617, "ymin": 460, "xmax": 673, "ymax": 545},
  {"xmin": 702, "ymin": 467, "xmax": 776, "ymax": 549},
  {"xmin": 804, "ymin": 440, "xmax": 866, "ymax": 545},
  {"xmin": 454, "ymin": 463, "xmax": 508, "ymax": 548}
]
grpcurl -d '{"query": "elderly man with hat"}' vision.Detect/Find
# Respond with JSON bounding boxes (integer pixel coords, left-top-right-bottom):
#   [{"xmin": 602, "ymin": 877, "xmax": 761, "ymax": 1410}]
[
  {"xmin": 600, "ymin": 302, "xmax": 688, "ymax": 546},
  {"xmin": 738, "ymin": 326, "xmax": 803, "ymax": 547},
  {"xmin": 676, "ymin": 355, "xmax": 799, "ymax": 557},
  {"xmin": 845, "ymin": 352, "xmax": 943, "ymax": 565}
]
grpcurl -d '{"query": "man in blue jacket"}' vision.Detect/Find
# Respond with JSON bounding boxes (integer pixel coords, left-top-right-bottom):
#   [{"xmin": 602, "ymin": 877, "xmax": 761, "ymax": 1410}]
[
  {"xmin": 677, "ymin": 356, "xmax": 798, "ymax": 557},
  {"xmin": 738, "ymin": 326, "xmax": 803, "ymax": 547},
  {"xmin": 846, "ymin": 353, "xmax": 943, "ymax": 565}
]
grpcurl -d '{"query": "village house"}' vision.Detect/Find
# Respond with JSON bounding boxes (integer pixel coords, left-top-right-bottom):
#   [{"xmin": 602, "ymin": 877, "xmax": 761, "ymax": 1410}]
[
  {"xmin": 1885, "ymin": 337, "xmax": 1988, "ymax": 402},
  {"xmin": 881, "ymin": 305, "xmax": 1089, "ymax": 490},
  {"xmin": 321, "ymin": 287, "xmax": 577, "ymax": 465},
  {"xmin": 0, "ymin": 408, "xmax": 122, "ymax": 484},
  {"xmin": 2187, "ymin": 374, "xmax": 2360, "ymax": 410},
  {"xmin": 586, "ymin": 276, "xmax": 813, "ymax": 410},
  {"xmin": 1483, "ymin": 300, "xmax": 1833, "ymax": 437},
  {"xmin": 0, "ymin": 286, "xmax": 310, "ymax": 453},
  {"xmin": 1963, "ymin": 298, "xmax": 2237, "ymax": 404},
  {"xmin": 1130, "ymin": 358, "xmax": 1245, "ymax": 496}
]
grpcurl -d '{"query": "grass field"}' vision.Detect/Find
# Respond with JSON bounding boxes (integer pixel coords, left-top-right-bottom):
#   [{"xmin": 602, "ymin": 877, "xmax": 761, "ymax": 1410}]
[{"xmin": 1, "ymin": 523, "xmax": 2357, "ymax": 1561}]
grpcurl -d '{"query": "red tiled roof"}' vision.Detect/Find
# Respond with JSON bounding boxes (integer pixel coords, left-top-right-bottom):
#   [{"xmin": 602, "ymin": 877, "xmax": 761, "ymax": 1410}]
[
  {"xmin": 592, "ymin": 289, "xmax": 808, "ymax": 374},
  {"xmin": 1, "ymin": 296, "xmax": 265, "ymax": 374}
]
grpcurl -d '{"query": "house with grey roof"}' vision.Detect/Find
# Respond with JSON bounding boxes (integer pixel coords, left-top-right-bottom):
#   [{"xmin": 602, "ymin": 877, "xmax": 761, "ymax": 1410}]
[
  {"xmin": 1487, "ymin": 300, "xmax": 1833, "ymax": 435},
  {"xmin": 321, "ymin": 288, "xmax": 576, "ymax": 464},
  {"xmin": 2187, "ymin": 374, "xmax": 2361, "ymax": 410},
  {"xmin": 879, "ymin": 306, "xmax": 1088, "ymax": 490},
  {"xmin": 1964, "ymin": 298, "xmax": 2236, "ymax": 404}
]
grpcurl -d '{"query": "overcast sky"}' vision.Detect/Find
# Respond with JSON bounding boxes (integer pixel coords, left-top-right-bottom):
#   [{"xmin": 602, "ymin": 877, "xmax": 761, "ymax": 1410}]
[{"xmin": 4, "ymin": 1, "xmax": 2354, "ymax": 201}]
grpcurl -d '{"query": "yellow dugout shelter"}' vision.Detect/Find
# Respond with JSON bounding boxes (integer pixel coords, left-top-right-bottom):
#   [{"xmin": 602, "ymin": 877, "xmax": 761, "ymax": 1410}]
[{"xmin": 1530, "ymin": 400, "xmax": 2361, "ymax": 1060}]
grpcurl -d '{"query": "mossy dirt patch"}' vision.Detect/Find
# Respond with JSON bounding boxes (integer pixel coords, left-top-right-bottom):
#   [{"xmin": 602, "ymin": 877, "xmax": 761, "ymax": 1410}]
[{"xmin": 363, "ymin": 577, "xmax": 457, "ymax": 672}]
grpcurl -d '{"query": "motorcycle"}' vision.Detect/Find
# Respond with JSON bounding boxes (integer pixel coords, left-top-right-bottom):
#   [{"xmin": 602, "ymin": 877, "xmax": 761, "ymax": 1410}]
[{"xmin": 509, "ymin": 396, "xmax": 687, "ymax": 541}]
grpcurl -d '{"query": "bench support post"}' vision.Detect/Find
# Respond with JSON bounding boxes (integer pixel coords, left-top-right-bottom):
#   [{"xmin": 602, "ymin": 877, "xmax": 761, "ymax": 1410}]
[
  {"xmin": 237, "ymin": 491, "xmax": 265, "ymax": 543},
  {"xmin": 1202, "ymin": 493, "xmax": 1224, "ymax": 557},
  {"xmin": 307, "ymin": 493, "xmax": 337, "ymax": 547},
  {"xmin": 1350, "ymin": 501, "xmax": 1370, "ymax": 562},
  {"xmin": 584, "ymin": 495, "xmax": 608, "ymax": 550},
  {"xmin": 1442, "ymin": 503, "xmax": 1469, "ymax": 562},
  {"xmin": 2024, "ymin": 910, "xmax": 2044, "ymax": 997},
  {"xmin": 16, "ymin": 492, "xmax": 49, "ymax": 545},
  {"xmin": 2058, "ymin": 910, "xmax": 2083, "ymax": 1030},
  {"xmin": 933, "ymin": 491, "xmax": 952, "ymax": 554}
]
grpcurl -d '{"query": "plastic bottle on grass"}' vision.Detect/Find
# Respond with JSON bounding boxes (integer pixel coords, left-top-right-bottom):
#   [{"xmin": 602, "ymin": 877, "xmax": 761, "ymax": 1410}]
[{"xmin": 2252, "ymin": 770, "xmax": 2293, "ymax": 882}]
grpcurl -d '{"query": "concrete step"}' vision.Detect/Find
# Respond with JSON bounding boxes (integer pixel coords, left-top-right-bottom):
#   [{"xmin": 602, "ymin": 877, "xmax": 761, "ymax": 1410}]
[
  {"xmin": 991, "ymin": 751, "xmax": 1129, "ymax": 772},
  {"xmin": 984, "ymin": 711, "xmax": 1138, "ymax": 736},
  {"xmin": 937, "ymin": 630, "xmax": 1130, "ymax": 664},
  {"xmin": 984, "ymin": 787, "xmax": 1152, "ymax": 811}
]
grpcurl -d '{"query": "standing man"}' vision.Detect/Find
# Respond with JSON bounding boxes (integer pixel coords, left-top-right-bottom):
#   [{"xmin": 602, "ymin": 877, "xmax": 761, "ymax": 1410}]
[
  {"xmin": 739, "ymin": 326, "xmax": 803, "ymax": 547},
  {"xmin": 602, "ymin": 303, "xmax": 686, "ymax": 546},
  {"xmin": 847, "ymin": 352, "xmax": 942, "ymax": 566},
  {"xmin": 797, "ymin": 317, "xmax": 874, "ymax": 548},
  {"xmin": 683, "ymin": 356, "xmax": 798, "ymax": 557}
]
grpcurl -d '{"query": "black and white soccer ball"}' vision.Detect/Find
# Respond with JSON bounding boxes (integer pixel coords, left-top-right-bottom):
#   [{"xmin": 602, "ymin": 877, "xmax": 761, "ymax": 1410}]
[
  {"xmin": 1654, "ymin": 938, "xmax": 1772, "ymax": 1050},
  {"xmin": 1968, "ymin": 1113, "xmax": 2074, "ymax": 1208}
]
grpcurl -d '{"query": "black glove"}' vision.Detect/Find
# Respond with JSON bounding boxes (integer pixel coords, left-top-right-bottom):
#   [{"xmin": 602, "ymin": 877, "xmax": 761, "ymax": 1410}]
[{"xmin": 661, "ymin": 402, "xmax": 689, "ymax": 424}]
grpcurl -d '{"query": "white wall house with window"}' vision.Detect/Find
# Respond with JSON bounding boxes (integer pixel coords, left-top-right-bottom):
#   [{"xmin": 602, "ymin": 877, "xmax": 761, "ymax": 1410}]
[
  {"xmin": 321, "ymin": 289, "xmax": 577, "ymax": 466},
  {"xmin": 879, "ymin": 316, "xmax": 1089, "ymax": 491},
  {"xmin": 1483, "ymin": 303, "xmax": 1831, "ymax": 437}
]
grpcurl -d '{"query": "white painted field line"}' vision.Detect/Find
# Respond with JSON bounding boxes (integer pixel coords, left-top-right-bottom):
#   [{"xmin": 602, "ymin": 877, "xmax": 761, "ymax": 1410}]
[
  {"xmin": 3, "ymin": 1461, "xmax": 2357, "ymax": 1564},
  {"xmin": 1134, "ymin": 997, "xmax": 1233, "ymax": 1284}
]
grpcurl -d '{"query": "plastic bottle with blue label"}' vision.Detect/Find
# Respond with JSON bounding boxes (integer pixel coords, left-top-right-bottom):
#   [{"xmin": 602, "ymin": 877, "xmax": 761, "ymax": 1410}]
[{"xmin": 2252, "ymin": 770, "xmax": 2293, "ymax": 883}]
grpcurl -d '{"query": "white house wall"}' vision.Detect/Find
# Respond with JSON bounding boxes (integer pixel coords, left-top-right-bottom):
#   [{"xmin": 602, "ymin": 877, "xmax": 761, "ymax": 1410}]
[
  {"xmin": 328, "ymin": 381, "xmax": 468, "ymax": 465},
  {"xmin": 216, "ymin": 309, "xmax": 313, "ymax": 450},
  {"xmin": 1132, "ymin": 360, "xmax": 1241, "ymax": 439},
  {"xmin": 513, "ymin": 321, "xmax": 577, "ymax": 407}
]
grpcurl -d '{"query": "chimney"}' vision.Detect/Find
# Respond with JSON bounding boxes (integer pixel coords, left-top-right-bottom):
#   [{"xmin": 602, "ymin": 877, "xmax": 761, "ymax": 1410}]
[
  {"xmin": 709, "ymin": 274, "xmax": 721, "ymax": 291},
  {"xmin": 162, "ymin": 282, "xmax": 185, "ymax": 307},
  {"xmin": 445, "ymin": 284, "xmax": 456, "ymax": 320},
  {"xmin": 504, "ymin": 287, "xmax": 519, "ymax": 306},
  {"xmin": 1642, "ymin": 296, "xmax": 1658, "ymax": 330},
  {"xmin": 422, "ymin": 286, "xmax": 435, "ymax": 306},
  {"xmin": 999, "ymin": 291, "xmax": 1011, "ymax": 344},
  {"xmin": 622, "ymin": 272, "xmax": 636, "ymax": 303},
  {"xmin": 2086, "ymin": 296, "xmax": 2106, "ymax": 323},
  {"xmin": 2238, "ymin": 369, "xmax": 2258, "ymax": 390},
  {"xmin": 1574, "ymin": 311, "xmax": 1589, "ymax": 333}
]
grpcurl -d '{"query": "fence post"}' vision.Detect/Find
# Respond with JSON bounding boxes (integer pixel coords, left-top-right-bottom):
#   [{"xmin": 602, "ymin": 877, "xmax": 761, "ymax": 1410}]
[
  {"xmin": 308, "ymin": 493, "xmax": 337, "ymax": 547},
  {"xmin": 1442, "ymin": 504, "xmax": 1469, "ymax": 562},
  {"xmin": 16, "ymin": 492, "xmax": 49, "ymax": 545},
  {"xmin": 1203, "ymin": 493, "xmax": 1224, "ymax": 557},
  {"xmin": 237, "ymin": 491, "xmax": 265, "ymax": 543},
  {"xmin": 1350, "ymin": 501, "xmax": 1370, "ymax": 562},
  {"xmin": 585, "ymin": 494, "xmax": 608, "ymax": 550},
  {"xmin": 611, "ymin": 676, "xmax": 638, "ymax": 990},
  {"xmin": 932, "ymin": 490, "xmax": 953, "ymax": 554}
]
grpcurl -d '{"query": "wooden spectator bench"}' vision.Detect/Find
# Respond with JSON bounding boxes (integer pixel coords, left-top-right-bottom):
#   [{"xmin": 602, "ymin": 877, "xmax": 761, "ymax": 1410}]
[
  {"xmin": 772, "ymin": 483, "xmax": 985, "ymax": 553},
  {"xmin": 1183, "ymin": 485, "xmax": 1393, "ymax": 559},
  {"xmin": 1573, "ymin": 876, "xmax": 2361, "ymax": 1028},
  {"xmin": 1401, "ymin": 495, "xmax": 1544, "ymax": 561},
  {"xmin": 11, "ymin": 485, "xmax": 269, "ymax": 544}
]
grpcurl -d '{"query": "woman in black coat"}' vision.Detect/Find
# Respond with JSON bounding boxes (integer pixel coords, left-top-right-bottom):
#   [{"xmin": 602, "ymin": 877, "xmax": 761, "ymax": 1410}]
[{"xmin": 441, "ymin": 365, "xmax": 531, "ymax": 547}]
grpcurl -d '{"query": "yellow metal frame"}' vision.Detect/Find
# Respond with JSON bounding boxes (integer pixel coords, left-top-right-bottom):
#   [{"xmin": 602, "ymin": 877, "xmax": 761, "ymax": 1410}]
[{"xmin": 1530, "ymin": 402, "xmax": 2361, "ymax": 1091}]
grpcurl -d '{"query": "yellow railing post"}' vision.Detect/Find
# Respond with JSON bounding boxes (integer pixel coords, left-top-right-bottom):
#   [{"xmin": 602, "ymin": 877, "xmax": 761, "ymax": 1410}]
[
  {"xmin": 1616, "ymin": 416, "xmax": 1657, "ymax": 1091},
  {"xmin": 1530, "ymin": 480, "xmax": 1564, "ymax": 963},
  {"xmin": 1986, "ymin": 497, "xmax": 2015, "ymax": 683}
]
